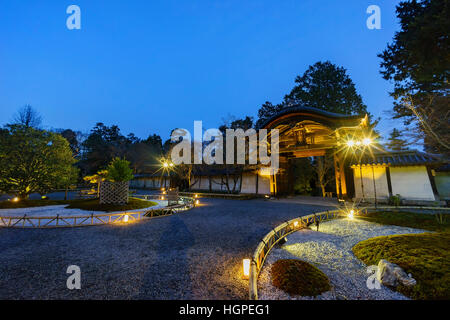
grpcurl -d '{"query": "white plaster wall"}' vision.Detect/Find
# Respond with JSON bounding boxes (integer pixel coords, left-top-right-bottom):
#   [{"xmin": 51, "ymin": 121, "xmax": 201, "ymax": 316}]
[
  {"xmin": 200, "ymin": 177, "xmax": 210, "ymax": 190},
  {"xmin": 258, "ymin": 175, "xmax": 271, "ymax": 195},
  {"xmin": 241, "ymin": 173, "xmax": 257, "ymax": 193},
  {"xmin": 390, "ymin": 166, "xmax": 435, "ymax": 200},
  {"xmin": 191, "ymin": 178, "xmax": 201, "ymax": 190},
  {"xmin": 353, "ymin": 166, "xmax": 390, "ymax": 200},
  {"xmin": 211, "ymin": 176, "xmax": 223, "ymax": 191}
]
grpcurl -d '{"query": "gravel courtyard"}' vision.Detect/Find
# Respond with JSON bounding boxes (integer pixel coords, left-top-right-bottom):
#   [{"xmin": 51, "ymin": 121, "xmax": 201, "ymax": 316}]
[{"xmin": 0, "ymin": 198, "xmax": 331, "ymax": 299}]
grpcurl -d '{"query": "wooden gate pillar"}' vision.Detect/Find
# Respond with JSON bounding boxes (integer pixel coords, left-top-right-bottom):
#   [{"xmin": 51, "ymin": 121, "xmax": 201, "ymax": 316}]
[{"xmin": 334, "ymin": 153, "xmax": 348, "ymax": 199}]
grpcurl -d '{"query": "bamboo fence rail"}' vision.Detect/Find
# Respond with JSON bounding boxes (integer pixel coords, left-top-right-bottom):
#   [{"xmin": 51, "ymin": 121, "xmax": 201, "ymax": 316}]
[
  {"xmin": 0, "ymin": 195, "xmax": 195, "ymax": 229},
  {"xmin": 249, "ymin": 209, "xmax": 342, "ymax": 300}
]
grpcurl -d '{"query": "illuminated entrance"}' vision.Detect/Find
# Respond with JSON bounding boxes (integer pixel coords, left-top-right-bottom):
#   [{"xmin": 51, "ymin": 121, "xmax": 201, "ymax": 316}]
[{"xmin": 259, "ymin": 105, "xmax": 369, "ymax": 199}]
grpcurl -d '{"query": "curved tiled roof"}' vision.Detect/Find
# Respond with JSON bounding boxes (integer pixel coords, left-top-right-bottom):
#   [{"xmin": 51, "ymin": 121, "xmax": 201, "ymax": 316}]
[
  {"xmin": 350, "ymin": 150, "xmax": 444, "ymax": 167},
  {"xmin": 257, "ymin": 105, "xmax": 363, "ymax": 129}
]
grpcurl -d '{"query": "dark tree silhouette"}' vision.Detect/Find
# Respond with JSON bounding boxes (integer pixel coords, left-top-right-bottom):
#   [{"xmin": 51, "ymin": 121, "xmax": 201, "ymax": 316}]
[{"xmin": 13, "ymin": 105, "xmax": 42, "ymax": 128}]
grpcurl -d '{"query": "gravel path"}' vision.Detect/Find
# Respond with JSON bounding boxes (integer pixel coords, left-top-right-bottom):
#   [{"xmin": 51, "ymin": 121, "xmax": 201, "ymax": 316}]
[
  {"xmin": 0, "ymin": 200, "xmax": 167, "ymax": 218},
  {"xmin": 0, "ymin": 198, "xmax": 331, "ymax": 299},
  {"xmin": 258, "ymin": 218, "xmax": 428, "ymax": 300}
]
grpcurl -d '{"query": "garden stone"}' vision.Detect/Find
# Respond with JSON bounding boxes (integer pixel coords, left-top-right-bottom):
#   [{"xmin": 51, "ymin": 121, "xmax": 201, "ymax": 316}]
[{"xmin": 376, "ymin": 259, "xmax": 416, "ymax": 287}]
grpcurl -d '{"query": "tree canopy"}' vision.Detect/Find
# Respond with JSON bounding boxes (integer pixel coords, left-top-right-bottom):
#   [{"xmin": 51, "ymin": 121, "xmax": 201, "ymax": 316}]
[
  {"xmin": 284, "ymin": 61, "xmax": 368, "ymax": 115},
  {"xmin": 378, "ymin": 0, "xmax": 449, "ymax": 156},
  {"xmin": 106, "ymin": 158, "xmax": 134, "ymax": 182},
  {"xmin": 80, "ymin": 123, "xmax": 163, "ymax": 174},
  {"xmin": 256, "ymin": 61, "xmax": 368, "ymax": 128},
  {"xmin": 0, "ymin": 125, "xmax": 78, "ymax": 198}
]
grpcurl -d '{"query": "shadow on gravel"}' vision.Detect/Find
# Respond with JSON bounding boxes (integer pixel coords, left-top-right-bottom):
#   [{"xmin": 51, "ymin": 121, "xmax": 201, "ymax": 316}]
[{"xmin": 136, "ymin": 216, "xmax": 195, "ymax": 299}]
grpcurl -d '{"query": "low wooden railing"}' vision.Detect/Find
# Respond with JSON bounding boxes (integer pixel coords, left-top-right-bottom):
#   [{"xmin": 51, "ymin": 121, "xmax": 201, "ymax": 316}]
[
  {"xmin": 0, "ymin": 195, "xmax": 195, "ymax": 229},
  {"xmin": 249, "ymin": 209, "xmax": 342, "ymax": 300}
]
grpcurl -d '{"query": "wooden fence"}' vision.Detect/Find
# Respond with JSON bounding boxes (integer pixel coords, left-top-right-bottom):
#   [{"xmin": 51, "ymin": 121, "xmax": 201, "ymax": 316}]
[
  {"xmin": 249, "ymin": 209, "xmax": 342, "ymax": 300},
  {"xmin": 0, "ymin": 195, "xmax": 195, "ymax": 229}
]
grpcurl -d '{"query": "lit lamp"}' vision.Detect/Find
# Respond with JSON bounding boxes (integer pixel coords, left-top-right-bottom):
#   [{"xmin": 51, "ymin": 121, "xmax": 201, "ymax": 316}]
[
  {"xmin": 346, "ymin": 140, "xmax": 355, "ymax": 147},
  {"xmin": 123, "ymin": 215, "xmax": 129, "ymax": 223},
  {"xmin": 293, "ymin": 221, "xmax": 299, "ymax": 227},
  {"xmin": 195, "ymin": 199, "xmax": 200, "ymax": 205},
  {"xmin": 242, "ymin": 259, "xmax": 250, "ymax": 279},
  {"xmin": 348, "ymin": 209, "xmax": 355, "ymax": 220},
  {"xmin": 194, "ymin": 194, "xmax": 198, "ymax": 198},
  {"xmin": 12, "ymin": 197, "xmax": 19, "ymax": 202},
  {"xmin": 161, "ymin": 196, "xmax": 165, "ymax": 200},
  {"xmin": 362, "ymin": 138, "xmax": 372, "ymax": 146},
  {"xmin": 163, "ymin": 162, "xmax": 169, "ymax": 168}
]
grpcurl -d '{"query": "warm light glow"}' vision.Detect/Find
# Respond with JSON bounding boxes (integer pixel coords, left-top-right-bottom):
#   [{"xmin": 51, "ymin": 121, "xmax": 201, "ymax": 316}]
[
  {"xmin": 348, "ymin": 209, "xmax": 355, "ymax": 220},
  {"xmin": 259, "ymin": 167, "xmax": 273, "ymax": 177},
  {"xmin": 163, "ymin": 162, "xmax": 169, "ymax": 168},
  {"xmin": 264, "ymin": 194, "xmax": 270, "ymax": 199},
  {"xmin": 169, "ymin": 163, "xmax": 174, "ymax": 167},
  {"xmin": 161, "ymin": 196, "xmax": 165, "ymax": 200},
  {"xmin": 194, "ymin": 194, "xmax": 198, "ymax": 198},
  {"xmin": 355, "ymin": 141, "xmax": 362, "ymax": 146},
  {"xmin": 123, "ymin": 215, "xmax": 129, "ymax": 223},
  {"xmin": 294, "ymin": 221, "xmax": 299, "ymax": 227},
  {"xmin": 12, "ymin": 197, "xmax": 19, "ymax": 202},
  {"xmin": 346, "ymin": 140, "xmax": 355, "ymax": 147},
  {"xmin": 161, "ymin": 187, "xmax": 165, "ymax": 191},
  {"xmin": 195, "ymin": 200, "xmax": 200, "ymax": 205},
  {"xmin": 362, "ymin": 138, "xmax": 372, "ymax": 146},
  {"xmin": 162, "ymin": 191, "xmax": 166, "ymax": 195},
  {"xmin": 243, "ymin": 259, "xmax": 250, "ymax": 279}
]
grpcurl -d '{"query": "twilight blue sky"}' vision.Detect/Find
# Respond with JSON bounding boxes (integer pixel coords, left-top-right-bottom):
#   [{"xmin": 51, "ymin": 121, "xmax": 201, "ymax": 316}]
[{"xmin": 0, "ymin": 0, "xmax": 403, "ymax": 142}]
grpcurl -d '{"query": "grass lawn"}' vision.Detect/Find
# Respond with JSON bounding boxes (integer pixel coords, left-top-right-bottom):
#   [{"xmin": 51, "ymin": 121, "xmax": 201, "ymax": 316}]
[
  {"xmin": 0, "ymin": 197, "xmax": 157, "ymax": 212},
  {"xmin": 353, "ymin": 210, "xmax": 450, "ymax": 300}
]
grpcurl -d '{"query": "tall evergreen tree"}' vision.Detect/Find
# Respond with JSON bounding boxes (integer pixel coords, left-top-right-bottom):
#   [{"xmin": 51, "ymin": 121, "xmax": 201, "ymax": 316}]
[
  {"xmin": 386, "ymin": 128, "xmax": 409, "ymax": 151},
  {"xmin": 256, "ymin": 61, "xmax": 368, "ymax": 128},
  {"xmin": 284, "ymin": 61, "xmax": 368, "ymax": 115},
  {"xmin": 379, "ymin": 0, "xmax": 449, "ymax": 157}
]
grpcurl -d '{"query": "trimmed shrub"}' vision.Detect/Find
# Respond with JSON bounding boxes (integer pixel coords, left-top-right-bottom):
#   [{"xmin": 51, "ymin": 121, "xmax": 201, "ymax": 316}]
[{"xmin": 271, "ymin": 259, "xmax": 330, "ymax": 296}]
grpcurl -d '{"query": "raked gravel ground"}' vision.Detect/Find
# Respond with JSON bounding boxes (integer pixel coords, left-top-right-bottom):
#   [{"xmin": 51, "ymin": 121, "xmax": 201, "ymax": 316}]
[
  {"xmin": 0, "ymin": 198, "xmax": 331, "ymax": 299},
  {"xmin": 258, "ymin": 218, "xmax": 428, "ymax": 300}
]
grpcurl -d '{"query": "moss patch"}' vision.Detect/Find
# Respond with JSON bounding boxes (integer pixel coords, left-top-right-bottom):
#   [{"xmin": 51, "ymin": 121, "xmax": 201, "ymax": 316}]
[
  {"xmin": 353, "ymin": 232, "xmax": 450, "ymax": 300},
  {"xmin": 271, "ymin": 259, "xmax": 330, "ymax": 296},
  {"xmin": 359, "ymin": 211, "xmax": 450, "ymax": 232},
  {"xmin": 0, "ymin": 198, "xmax": 157, "ymax": 212},
  {"xmin": 65, "ymin": 198, "xmax": 157, "ymax": 212}
]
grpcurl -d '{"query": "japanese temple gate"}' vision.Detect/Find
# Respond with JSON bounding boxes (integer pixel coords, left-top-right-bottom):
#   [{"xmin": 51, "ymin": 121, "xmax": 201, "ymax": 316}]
[{"xmin": 260, "ymin": 105, "xmax": 369, "ymax": 199}]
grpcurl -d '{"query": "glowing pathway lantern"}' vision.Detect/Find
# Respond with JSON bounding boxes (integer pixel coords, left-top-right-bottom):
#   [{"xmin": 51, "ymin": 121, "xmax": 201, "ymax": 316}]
[{"xmin": 242, "ymin": 259, "xmax": 250, "ymax": 279}]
